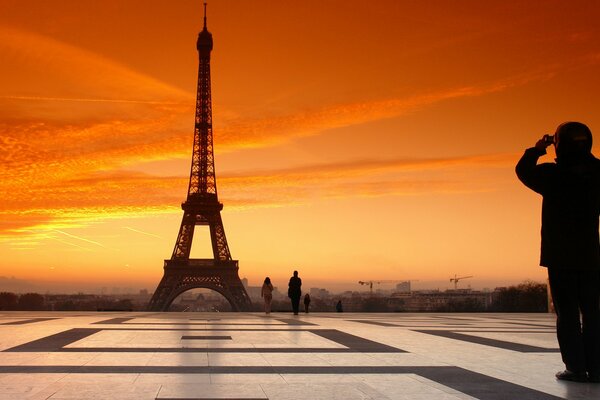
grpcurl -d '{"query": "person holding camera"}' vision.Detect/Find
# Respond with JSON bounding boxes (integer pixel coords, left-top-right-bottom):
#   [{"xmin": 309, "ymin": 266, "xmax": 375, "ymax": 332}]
[{"xmin": 516, "ymin": 122, "xmax": 600, "ymax": 383}]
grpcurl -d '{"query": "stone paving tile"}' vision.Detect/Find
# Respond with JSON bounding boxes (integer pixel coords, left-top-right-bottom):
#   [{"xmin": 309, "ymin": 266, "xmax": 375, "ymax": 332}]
[
  {"xmin": 157, "ymin": 383, "xmax": 267, "ymax": 399},
  {"xmin": 147, "ymin": 353, "xmax": 210, "ymax": 367},
  {"xmin": 209, "ymin": 373, "xmax": 286, "ymax": 384},
  {"xmin": 0, "ymin": 311, "xmax": 592, "ymax": 399},
  {"xmin": 260, "ymin": 383, "xmax": 375, "ymax": 400},
  {"xmin": 47, "ymin": 382, "xmax": 161, "ymax": 399},
  {"xmin": 134, "ymin": 373, "xmax": 211, "ymax": 384}
]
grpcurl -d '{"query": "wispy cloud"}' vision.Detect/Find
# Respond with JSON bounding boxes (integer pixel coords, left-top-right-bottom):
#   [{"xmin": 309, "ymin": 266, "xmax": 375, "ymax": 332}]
[
  {"xmin": 52, "ymin": 229, "xmax": 106, "ymax": 248},
  {"xmin": 48, "ymin": 236, "xmax": 93, "ymax": 252},
  {"xmin": 0, "ymin": 95, "xmax": 184, "ymax": 105},
  {"xmin": 0, "ymin": 152, "xmax": 518, "ymax": 237},
  {"xmin": 123, "ymin": 227, "xmax": 162, "ymax": 239},
  {"xmin": 0, "ymin": 26, "xmax": 584, "ymax": 239},
  {"xmin": 215, "ymin": 66, "xmax": 561, "ymax": 150}
]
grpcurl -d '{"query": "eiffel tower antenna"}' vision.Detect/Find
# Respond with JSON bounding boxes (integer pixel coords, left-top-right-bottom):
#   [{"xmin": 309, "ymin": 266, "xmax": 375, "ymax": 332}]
[{"xmin": 148, "ymin": 3, "xmax": 252, "ymax": 312}]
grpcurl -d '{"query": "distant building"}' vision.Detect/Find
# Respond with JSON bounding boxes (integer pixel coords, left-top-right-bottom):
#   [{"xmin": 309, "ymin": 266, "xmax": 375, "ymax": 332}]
[
  {"xmin": 388, "ymin": 289, "xmax": 493, "ymax": 312},
  {"xmin": 245, "ymin": 286, "xmax": 262, "ymax": 302},
  {"xmin": 395, "ymin": 281, "xmax": 411, "ymax": 294},
  {"xmin": 309, "ymin": 288, "xmax": 330, "ymax": 298}
]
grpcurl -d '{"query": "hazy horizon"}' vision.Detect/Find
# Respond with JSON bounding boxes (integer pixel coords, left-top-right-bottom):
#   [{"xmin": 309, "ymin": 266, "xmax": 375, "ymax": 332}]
[
  {"xmin": 0, "ymin": 274, "xmax": 542, "ymax": 296},
  {"xmin": 1, "ymin": 1, "xmax": 599, "ymax": 297}
]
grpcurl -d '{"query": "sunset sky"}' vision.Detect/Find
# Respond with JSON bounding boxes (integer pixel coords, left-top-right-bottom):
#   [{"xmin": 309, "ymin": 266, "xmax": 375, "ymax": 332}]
[{"xmin": 1, "ymin": 0, "xmax": 600, "ymax": 294}]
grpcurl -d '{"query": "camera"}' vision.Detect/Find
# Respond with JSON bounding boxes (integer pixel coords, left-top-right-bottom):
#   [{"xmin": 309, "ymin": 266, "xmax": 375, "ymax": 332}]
[{"xmin": 543, "ymin": 134, "xmax": 555, "ymax": 145}]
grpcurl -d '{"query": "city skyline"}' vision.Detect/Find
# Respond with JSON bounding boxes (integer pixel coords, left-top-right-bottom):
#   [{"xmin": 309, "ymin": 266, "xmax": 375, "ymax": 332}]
[{"xmin": 2, "ymin": 1, "xmax": 600, "ymax": 295}]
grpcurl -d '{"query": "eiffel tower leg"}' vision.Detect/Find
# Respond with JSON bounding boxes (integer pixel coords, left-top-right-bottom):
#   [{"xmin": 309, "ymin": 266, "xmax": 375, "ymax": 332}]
[
  {"xmin": 172, "ymin": 213, "xmax": 196, "ymax": 260},
  {"xmin": 147, "ymin": 271, "xmax": 177, "ymax": 311},
  {"xmin": 209, "ymin": 214, "xmax": 231, "ymax": 261}
]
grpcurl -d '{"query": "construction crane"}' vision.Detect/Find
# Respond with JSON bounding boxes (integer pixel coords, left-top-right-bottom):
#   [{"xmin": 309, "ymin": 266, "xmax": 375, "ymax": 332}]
[
  {"xmin": 449, "ymin": 274, "xmax": 473, "ymax": 290},
  {"xmin": 358, "ymin": 280, "xmax": 418, "ymax": 295}
]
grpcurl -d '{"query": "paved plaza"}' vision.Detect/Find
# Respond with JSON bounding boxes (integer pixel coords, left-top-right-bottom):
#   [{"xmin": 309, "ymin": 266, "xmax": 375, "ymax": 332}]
[{"xmin": 0, "ymin": 312, "xmax": 599, "ymax": 399}]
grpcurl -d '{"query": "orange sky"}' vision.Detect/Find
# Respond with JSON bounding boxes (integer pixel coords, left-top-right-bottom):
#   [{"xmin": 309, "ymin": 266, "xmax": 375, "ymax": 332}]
[{"xmin": 1, "ymin": 0, "xmax": 600, "ymax": 293}]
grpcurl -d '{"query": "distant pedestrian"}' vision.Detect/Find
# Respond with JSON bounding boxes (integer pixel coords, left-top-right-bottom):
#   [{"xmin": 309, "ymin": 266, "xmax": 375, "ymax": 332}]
[
  {"xmin": 261, "ymin": 277, "xmax": 274, "ymax": 314},
  {"xmin": 288, "ymin": 270, "xmax": 302, "ymax": 315},
  {"xmin": 516, "ymin": 122, "xmax": 600, "ymax": 383},
  {"xmin": 336, "ymin": 300, "xmax": 343, "ymax": 313},
  {"xmin": 304, "ymin": 293, "xmax": 311, "ymax": 313}
]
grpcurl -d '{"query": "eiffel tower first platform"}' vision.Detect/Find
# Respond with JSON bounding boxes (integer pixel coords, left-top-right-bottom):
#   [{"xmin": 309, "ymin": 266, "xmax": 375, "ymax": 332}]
[{"xmin": 148, "ymin": 5, "xmax": 252, "ymax": 312}]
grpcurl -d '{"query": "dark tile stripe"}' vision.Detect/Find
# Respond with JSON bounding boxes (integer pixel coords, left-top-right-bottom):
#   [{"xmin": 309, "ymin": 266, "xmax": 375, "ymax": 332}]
[
  {"xmin": 505, "ymin": 321, "xmax": 556, "ymax": 328},
  {"xmin": 92, "ymin": 318, "xmax": 134, "ymax": 324},
  {"xmin": 455, "ymin": 330, "xmax": 555, "ymax": 333},
  {"xmin": 125, "ymin": 322, "xmax": 287, "ymax": 326},
  {"xmin": 56, "ymin": 347, "xmax": 379, "ymax": 353},
  {"xmin": 275, "ymin": 319, "xmax": 318, "ymax": 326},
  {"xmin": 101, "ymin": 328, "xmax": 307, "ymax": 332},
  {"xmin": 4, "ymin": 328, "xmax": 101, "ymax": 352},
  {"xmin": 0, "ymin": 318, "xmax": 58, "ymax": 325},
  {"xmin": 311, "ymin": 329, "xmax": 404, "ymax": 352},
  {"xmin": 347, "ymin": 320, "xmax": 399, "ymax": 327},
  {"xmin": 181, "ymin": 336, "xmax": 232, "ymax": 340},
  {"xmin": 417, "ymin": 366, "xmax": 564, "ymax": 400},
  {"xmin": 416, "ymin": 330, "xmax": 559, "ymax": 353},
  {"xmin": 3, "ymin": 327, "xmax": 404, "ymax": 353},
  {"xmin": 0, "ymin": 365, "xmax": 563, "ymax": 400},
  {"xmin": 188, "ymin": 319, "xmax": 221, "ymax": 321}
]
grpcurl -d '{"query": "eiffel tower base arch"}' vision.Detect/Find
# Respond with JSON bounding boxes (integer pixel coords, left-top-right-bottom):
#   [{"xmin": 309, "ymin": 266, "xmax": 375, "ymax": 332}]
[{"xmin": 148, "ymin": 259, "xmax": 252, "ymax": 312}]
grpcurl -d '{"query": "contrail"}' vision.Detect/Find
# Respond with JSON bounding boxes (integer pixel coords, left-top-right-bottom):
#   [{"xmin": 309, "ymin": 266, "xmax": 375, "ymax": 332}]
[
  {"xmin": 49, "ymin": 237, "xmax": 92, "ymax": 251},
  {"xmin": 53, "ymin": 229, "xmax": 106, "ymax": 248},
  {"xmin": 1, "ymin": 95, "xmax": 185, "ymax": 105},
  {"xmin": 123, "ymin": 226, "xmax": 162, "ymax": 238}
]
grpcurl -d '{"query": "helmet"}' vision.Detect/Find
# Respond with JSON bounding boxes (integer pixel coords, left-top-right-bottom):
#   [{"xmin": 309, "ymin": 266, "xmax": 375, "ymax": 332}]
[{"xmin": 555, "ymin": 121, "xmax": 593, "ymax": 160}]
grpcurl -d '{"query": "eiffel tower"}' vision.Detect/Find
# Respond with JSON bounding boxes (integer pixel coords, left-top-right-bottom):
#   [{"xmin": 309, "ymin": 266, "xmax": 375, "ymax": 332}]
[{"xmin": 148, "ymin": 4, "xmax": 252, "ymax": 312}]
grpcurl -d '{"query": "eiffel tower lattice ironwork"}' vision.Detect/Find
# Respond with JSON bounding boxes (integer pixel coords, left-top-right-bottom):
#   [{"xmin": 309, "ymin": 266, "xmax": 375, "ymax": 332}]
[{"xmin": 148, "ymin": 4, "xmax": 252, "ymax": 311}]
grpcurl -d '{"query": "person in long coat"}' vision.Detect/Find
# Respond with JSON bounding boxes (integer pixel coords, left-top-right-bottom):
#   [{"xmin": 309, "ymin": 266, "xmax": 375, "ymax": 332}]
[
  {"xmin": 261, "ymin": 277, "xmax": 274, "ymax": 314},
  {"xmin": 516, "ymin": 121, "xmax": 600, "ymax": 383},
  {"xmin": 288, "ymin": 270, "xmax": 302, "ymax": 315}
]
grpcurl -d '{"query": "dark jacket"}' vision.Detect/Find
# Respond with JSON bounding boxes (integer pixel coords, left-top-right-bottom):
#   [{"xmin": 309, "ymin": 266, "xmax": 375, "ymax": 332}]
[
  {"xmin": 288, "ymin": 276, "xmax": 302, "ymax": 298},
  {"xmin": 516, "ymin": 147, "xmax": 600, "ymax": 269}
]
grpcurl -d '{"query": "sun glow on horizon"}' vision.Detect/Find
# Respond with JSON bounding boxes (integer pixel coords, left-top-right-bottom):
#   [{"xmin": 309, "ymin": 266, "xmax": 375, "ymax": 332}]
[{"xmin": 1, "ymin": 0, "xmax": 600, "ymax": 292}]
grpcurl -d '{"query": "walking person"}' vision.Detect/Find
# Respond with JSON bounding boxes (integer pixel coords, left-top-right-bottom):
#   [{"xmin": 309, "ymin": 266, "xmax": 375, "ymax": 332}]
[
  {"xmin": 288, "ymin": 270, "xmax": 302, "ymax": 315},
  {"xmin": 516, "ymin": 121, "xmax": 600, "ymax": 383},
  {"xmin": 303, "ymin": 293, "xmax": 311, "ymax": 313},
  {"xmin": 261, "ymin": 277, "xmax": 274, "ymax": 315}
]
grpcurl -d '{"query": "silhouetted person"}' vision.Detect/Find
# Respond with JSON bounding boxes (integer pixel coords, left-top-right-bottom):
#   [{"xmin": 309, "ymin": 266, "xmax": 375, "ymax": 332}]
[
  {"xmin": 304, "ymin": 293, "xmax": 311, "ymax": 313},
  {"xmin": 288, "ymin": 270, "xmax": 302, "ymax": 315},
  {"xmin": 336, "ymin": 300, "xmax": 343, "ymax": 313},
  {"xmin": 516, "ymin": 121, "xmax": 600, "ymax": 383},
  {"xmin": 261, "ymin": 277, "xmax": 274, "ymax": 315}
]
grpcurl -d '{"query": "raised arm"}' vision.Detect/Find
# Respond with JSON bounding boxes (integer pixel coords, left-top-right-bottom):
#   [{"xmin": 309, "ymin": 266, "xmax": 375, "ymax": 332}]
[{"xmin": 515, "ymin": 139, "xmax": 552, "ymax": 195}]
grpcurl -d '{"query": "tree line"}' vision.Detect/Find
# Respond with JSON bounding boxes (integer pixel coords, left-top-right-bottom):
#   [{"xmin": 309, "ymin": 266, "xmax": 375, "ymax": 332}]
[{"xmin": 0, "ymin": 281, "xmax": 550, "ymax": 312}]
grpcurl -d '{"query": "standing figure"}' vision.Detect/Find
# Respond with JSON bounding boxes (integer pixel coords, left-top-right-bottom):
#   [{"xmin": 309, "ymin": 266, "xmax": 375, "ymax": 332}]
[
  {"xmin": 516, "ymin": 121, "xmax": 600, "ymax": 383},
  {"xmin": 336, "ymin": 300, "xmax": 343, "ymax": 313},
  {"xmin": 288, "ymin": 270, "xmax": 302, "ymax": 315},
  {"xmin": 261, "ymin": 277, "xmax": 274, "ymax": 314},
  {"xmin": 304, "ymin": 293, "xmax": 311, "ymax": 313}
]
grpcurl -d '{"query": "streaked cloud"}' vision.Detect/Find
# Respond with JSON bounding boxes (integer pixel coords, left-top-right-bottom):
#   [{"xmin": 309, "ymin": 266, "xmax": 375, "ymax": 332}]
[
  {"xmin": 53, "ymin": 229, "xmax": 106, "ymax": 248},
  {"xmin": 0, "ymin": 152, "xmax": 517, "ymax": 238},
  {"xmin": 123, "ymin": 227, "xmax": 163, "ymax": 239},
  {"xmin": 0, "ymin": 26, "xmax": 581, "ymax": 241},
  {"xmin": 216, "ymin": 67, "xmax": 559, "ymax": 150}
]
